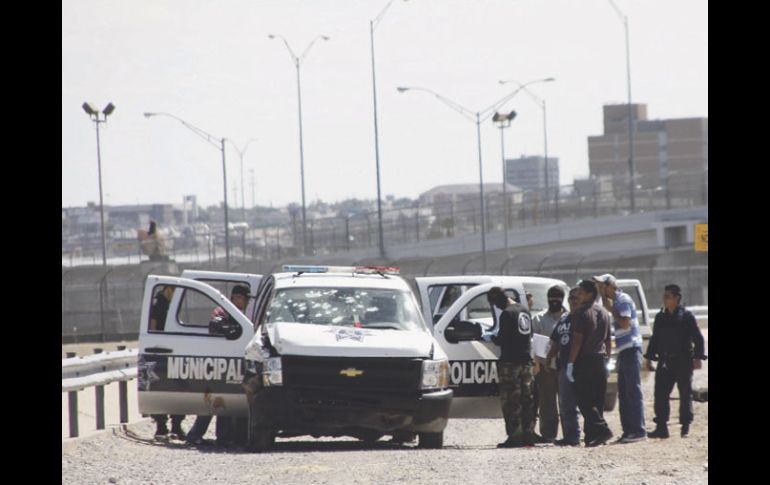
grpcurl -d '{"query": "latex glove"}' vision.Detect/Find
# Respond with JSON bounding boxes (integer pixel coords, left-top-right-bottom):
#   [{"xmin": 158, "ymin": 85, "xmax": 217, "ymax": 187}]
[
  {"xmin": 566, "ymin": 363, "xmax": 575, "ymax": 383},
  {"xmin": 481, "ymin": 331, "xmax": 495, "ymax": 343}
]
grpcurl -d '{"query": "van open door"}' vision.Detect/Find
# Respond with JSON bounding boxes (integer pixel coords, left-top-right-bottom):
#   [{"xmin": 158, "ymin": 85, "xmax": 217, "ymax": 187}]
[{"xmin": 432, "ymin": 282, "xmax": 526, "ymax": 418}]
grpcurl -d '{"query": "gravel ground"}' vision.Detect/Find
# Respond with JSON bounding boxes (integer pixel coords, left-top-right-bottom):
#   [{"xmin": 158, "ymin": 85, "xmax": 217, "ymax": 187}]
[{"xmin": 63, "ymin": 333, "xmax": 707, "ymax": 485}]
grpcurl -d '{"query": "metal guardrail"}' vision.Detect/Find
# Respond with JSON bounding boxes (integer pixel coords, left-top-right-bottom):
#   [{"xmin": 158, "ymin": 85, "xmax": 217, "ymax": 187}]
[{"xmin": 62, "ymin": 346, "xmax": 138, "ymax": 438}]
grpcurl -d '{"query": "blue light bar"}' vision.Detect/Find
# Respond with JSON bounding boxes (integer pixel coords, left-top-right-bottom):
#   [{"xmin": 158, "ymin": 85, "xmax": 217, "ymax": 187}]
[
  {"xmin": 281, "ymin": 265, "xmax": 400, "ymax": 275},
  {"xmin": 282, "ymin": 265, "xmax": 330, "ymax": 273}
]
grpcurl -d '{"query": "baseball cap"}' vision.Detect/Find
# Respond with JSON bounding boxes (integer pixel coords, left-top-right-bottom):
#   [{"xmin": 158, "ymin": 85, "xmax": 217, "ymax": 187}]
[{"xmin": 592, "ymin": 273, "xmax": 617, "ymax": 286}]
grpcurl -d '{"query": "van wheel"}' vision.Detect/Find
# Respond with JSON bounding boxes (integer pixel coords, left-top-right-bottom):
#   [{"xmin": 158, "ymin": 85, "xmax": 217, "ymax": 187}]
[
  {"xmin": 604, "ymin": 390, "xmax": 618, "ymax": 411},
  {"xmin": 418, "ymin": 431, "xmax": 443, "ymax": 449}
]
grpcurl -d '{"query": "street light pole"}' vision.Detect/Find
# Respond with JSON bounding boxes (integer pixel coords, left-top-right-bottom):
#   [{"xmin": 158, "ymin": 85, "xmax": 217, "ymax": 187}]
[
  {"xmin": 492, "ymin": 110, "xmax": 516, "ymax": 257},
  {"xmin": 82, "ymin": 102, "xmax": 115, "ymax": 268},
  {"xmin": 397, "ymin": 83, "xmax": 546, "ymax": 272},
  {"xmin": 269, "ymin": 33, "xmax": 329, "ymax": 256},
  {"xmin": 475, "ymin": 112, "xmax": 486, "ymax": 269},
  {"xmin": 370, "ymin": 0, "xmax": 407, "ymax": 260},
  {"xmin": 143, "ymin": 111, "xmax": 231, "ymax": 267},
  {"xmin": 249, "ymin": 168, "xmax": 256, "ymax": 208},
  {"xmin": 609, "ymin": 0, "xmax": 635, "ymax": 213},
  {"xmin": 229, "ymin": 138, "xmax": 257, "ymax": 222},
  {"xmin": 498, "ymin": 78, "xmax": 555, "ymax": 220}
]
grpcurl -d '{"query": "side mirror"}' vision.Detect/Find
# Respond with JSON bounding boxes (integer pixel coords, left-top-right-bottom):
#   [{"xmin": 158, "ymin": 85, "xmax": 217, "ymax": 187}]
[
  {"xmin": 444, "ymin": 320, "xmax": 482, "ymax": 343},
  {"xmin": 209, "ymin": 315, "xmax": 243, "ymax": 340}
]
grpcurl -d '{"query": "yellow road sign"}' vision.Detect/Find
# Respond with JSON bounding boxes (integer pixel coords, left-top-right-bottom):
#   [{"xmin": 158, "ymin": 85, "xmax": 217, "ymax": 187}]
[{"xmin": 695, "ymin": 224, "xmax": 708, "ymax": 252}]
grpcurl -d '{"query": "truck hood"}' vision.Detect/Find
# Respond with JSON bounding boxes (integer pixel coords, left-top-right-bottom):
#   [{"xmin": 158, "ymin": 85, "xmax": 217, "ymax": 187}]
[{"xmin": 266, "ymin": 322, "xmax": 436, "ymax": 358}]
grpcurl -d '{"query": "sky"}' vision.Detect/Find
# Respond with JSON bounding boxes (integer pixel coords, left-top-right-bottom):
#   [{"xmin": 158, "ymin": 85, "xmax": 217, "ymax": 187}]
[{"xmin": 62, "ymin": 0, "xmax": 708, "ymax": 210}]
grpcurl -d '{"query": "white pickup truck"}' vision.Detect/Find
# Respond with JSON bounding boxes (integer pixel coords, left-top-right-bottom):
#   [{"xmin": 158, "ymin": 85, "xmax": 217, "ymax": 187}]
[
  {"xmin": 138, "ymin": 266, "xmax": 452, "ymax": 450},
  {"xmin": 136, "ymin": 267, "xmax": 651, "ymax": 448}
]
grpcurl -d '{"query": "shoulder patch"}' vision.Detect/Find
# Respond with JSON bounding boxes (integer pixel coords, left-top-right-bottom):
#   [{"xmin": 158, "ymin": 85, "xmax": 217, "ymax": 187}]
[{"xmin": 518, "ymin": 313, "xmax": 532, "ymax": 335}]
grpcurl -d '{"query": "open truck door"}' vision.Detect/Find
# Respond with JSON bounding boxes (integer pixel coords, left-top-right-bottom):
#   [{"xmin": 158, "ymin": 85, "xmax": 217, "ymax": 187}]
[{"xmin": 138, "ymin": 276, "xmax": 254, "ymax": 417}]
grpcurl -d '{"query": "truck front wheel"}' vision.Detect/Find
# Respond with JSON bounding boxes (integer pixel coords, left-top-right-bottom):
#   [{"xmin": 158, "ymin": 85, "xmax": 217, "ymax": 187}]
[{"xmin": 247, "ymin": 394, "xmax": 275, "ymax": 452}]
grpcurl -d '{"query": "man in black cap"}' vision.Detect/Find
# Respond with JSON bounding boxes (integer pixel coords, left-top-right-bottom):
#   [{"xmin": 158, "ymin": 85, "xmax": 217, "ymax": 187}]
[
  {"xmin": 567, "ymin": 280, "xmax": 614, "ymax": 447},
  {"xmin": 644, "ymin": 284, "xmax": 707, "ymax": 438},
  {"xmin": 148, "ymin": 285, "xmax": 187, "ymax": 440},
  {"xmin": 485, "ymin": 287, "xmax": 536, "ymax": 447}
]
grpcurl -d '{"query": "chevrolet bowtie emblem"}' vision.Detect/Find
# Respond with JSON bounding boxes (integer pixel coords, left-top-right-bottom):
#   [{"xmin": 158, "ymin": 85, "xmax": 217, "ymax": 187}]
[{"xmin": 339, "ymin": 368, "xmax": 364, "ymax": 377}]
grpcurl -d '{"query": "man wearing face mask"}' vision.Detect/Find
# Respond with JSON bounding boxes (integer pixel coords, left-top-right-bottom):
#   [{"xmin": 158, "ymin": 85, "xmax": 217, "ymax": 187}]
[{"xmin": 531, "ymin": 286, "xmax": 566, "ymax": 443}]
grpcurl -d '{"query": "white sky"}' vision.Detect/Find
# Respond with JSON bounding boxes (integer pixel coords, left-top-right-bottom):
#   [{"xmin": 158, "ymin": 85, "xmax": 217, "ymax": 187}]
[{"xmin": 62, "ymin": 0, "xmax": 708, "ymax": 209}]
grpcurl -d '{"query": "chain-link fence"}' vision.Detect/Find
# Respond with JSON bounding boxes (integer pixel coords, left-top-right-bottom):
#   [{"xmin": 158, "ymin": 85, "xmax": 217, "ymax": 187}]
[
  {"xmin": 62, "ymin": 170, "xmax": 707, "ymax": 266},
  {"xmin": 62, "ymin": 246, "xmax": 707, "ymax": 343}
]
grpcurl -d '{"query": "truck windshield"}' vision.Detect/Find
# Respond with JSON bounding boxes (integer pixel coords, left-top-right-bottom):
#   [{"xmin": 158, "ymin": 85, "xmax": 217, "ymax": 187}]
[{"xmin": 265, "ymin": 287, "xmax": 424, "ymax": 331}]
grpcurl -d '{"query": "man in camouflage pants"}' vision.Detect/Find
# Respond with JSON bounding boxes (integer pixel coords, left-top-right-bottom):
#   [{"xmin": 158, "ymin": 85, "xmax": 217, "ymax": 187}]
[
  {"xmin": 484, "ymin": 287, "xmax": 536, "ymax": 447},
  {"xmin": 499, "ymin": 362, "xmax": 535, "ymax": 444}
]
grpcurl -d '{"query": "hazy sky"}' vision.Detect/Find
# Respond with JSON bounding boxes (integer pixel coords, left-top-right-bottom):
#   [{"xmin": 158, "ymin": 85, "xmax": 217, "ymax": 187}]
[{"xmin": 62, "ymin": 0, "xmax": 708, "ymax": 210}]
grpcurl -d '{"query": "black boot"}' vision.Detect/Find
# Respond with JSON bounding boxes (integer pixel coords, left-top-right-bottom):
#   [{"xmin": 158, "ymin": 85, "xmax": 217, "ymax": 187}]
[
  {"xmin": 648, "ymin": 424, "xmax": 669, "ymax": 439},
  {"xmin": 680, "ymin": 423, "xmax": 690, "ymax": 438}
]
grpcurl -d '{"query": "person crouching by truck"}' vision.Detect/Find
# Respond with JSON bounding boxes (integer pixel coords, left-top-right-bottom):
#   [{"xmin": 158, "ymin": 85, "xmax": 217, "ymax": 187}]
[{"xmin": 644, "ymin": 284, "xmax": 707, "ymax": 438}]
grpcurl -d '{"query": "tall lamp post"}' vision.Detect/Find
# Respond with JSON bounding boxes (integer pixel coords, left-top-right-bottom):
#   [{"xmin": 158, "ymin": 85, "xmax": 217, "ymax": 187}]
[
  {"xmin": 370, "ymin": 0, "xmax": 408, "ymax": 259},
  {"xmin": 608, "ymin": 0, "xmax": 636, "ymax": 213},
  {"xmin": 397, "ymin": 81, "xmax": 549, "ymax": 272},
  {"xmin": 229, "ymin": 138, "xmax": 258, "ymax": 222},
  {"xmin": 82, "ymin": 102, "xmax": 115, "ymax": 268},
  {"xmin": 498, "ymin": 78, "xmax": 556, "ymax": 220},
  {"xmin": 144, "ymin": 112, "xmax": 231, "ymax": 268},
  {"xmin": 492, "ymin": 110, "xmax": 516, "ymax": 257},
  {"xmin": 269, "ymin": 33, "xmax": 329, "ymax": 256}
]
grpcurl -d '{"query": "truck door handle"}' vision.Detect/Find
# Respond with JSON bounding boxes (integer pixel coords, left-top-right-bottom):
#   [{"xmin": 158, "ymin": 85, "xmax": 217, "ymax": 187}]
[{"xmin": 145, "ymin": 347, "xmax": 173, "ymax": 354}]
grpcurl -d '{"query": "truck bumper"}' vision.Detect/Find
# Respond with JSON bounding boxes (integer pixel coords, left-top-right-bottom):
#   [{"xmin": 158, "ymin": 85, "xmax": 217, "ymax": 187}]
[{"xmin": 253, "ymin": 387, "xmax": 453, "ymax": 435}]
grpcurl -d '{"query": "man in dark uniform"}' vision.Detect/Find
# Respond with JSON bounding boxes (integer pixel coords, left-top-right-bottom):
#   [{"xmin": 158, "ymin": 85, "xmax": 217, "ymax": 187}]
[
  {"xmin": 485, "ymin": 286, "xmax": 536, "ymax": 448},
  {"xmin": 567, "ymin": 280, "xmax": 614, "ymax": 447},
  {"xmin": 148, "ymin": 285, "xmax": 186, "ymax": 440},
  {"xmin": 644, "ymin": 284, "xmax": 707, "ymax": 438}
]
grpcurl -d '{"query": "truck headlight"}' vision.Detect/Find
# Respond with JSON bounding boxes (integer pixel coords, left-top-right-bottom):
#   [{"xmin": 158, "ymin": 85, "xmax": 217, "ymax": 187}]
[
  {"xmin": 421, "ymin": 358, "xmax": 449, "ymax": 390},
  {"xmin": 262, "ymin": 357, "xmax": 283, "ymax": 386}
]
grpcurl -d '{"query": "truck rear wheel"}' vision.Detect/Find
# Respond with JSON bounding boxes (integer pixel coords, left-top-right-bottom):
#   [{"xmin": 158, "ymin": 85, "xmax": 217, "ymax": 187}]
[{"xmin": 417, "ymin": 431, "xmax": 443, "ymax": 449}]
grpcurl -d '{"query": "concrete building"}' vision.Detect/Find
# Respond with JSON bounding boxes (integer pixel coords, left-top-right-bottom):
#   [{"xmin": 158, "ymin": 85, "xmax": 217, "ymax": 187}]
[
  {"xmin": 504, "ymin": 155, "xmax": 559, "ymax": 193},
  {"xmin": 587, "ymin": 104, "xmax": 708, "ymax": 204}
]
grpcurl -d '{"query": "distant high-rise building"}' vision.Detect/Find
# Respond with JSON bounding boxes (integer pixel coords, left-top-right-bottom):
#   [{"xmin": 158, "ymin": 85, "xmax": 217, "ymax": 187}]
[
  {"xmin": 587, "ymin": 104, "xmax": 708, "ymax": 203},
  {"xmin": 504, "ymin": 155, "xmax": 559, "ymax": 193}
]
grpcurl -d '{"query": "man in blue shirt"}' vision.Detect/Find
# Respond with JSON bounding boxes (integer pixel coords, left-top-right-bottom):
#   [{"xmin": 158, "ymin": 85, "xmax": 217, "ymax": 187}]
[{"xmin": 593, "ymin": 274, "xmax": 646, "ymax": 443}]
